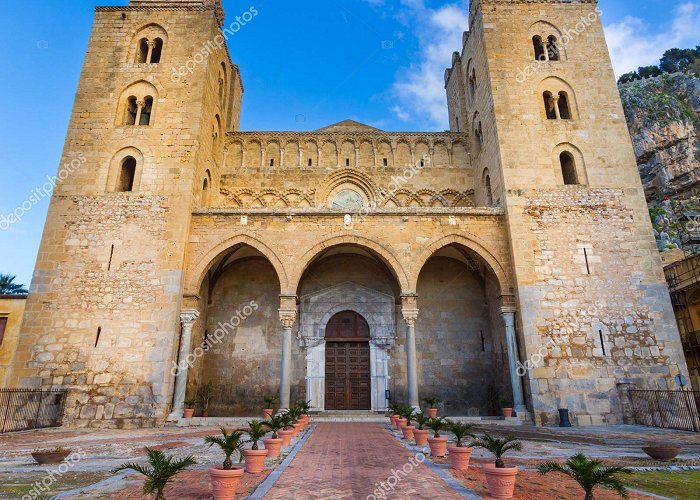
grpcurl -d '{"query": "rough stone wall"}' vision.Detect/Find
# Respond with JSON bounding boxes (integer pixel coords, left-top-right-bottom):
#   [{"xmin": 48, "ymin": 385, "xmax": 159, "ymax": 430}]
[
  {"xmin": 468, "ymin": 0, "xmax": 689, "ymax": 424},
  {"xmin": 415, "ymin": 258, "xmax": 506, "ymax": 415},
  {"xmin": 8, "ymin": 3, "xmax": 236, "ymax": 427},
  {"xmin": 0, "ymin": 297, "xmax": 27, "ymax": 387}
]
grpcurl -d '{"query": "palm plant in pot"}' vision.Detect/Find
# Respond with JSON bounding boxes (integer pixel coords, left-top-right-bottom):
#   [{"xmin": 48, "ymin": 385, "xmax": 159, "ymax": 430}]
[
  {"xmin": 263, "ymin": 395, "xmax": 277, "ymax": 419},
  {"xmin": 296, "ymin": 400, "xmax": 312, "ymax": 424},
  {"xmin": 262, "ymin": 414, "xmax": 285, "ymax": 458},
  {"xmin": 243, "ymin": 420, "xmax": 269, "ymax": 474},
  {"xmin": 287, "ymin": 405, "xmax": 304, "ymax": 436},
  {"xmin": 278, "ymin": 412, "xmax": 295, "ymax": 446},
  {"xmin": 183, "ymin": 398, "xmax": 197, "ymax": 419},
  {"xmin": 396, "ymin": 404, "xmax": 409, "ymax": 430},
  {"xmin": 500, "ymin": 395, "xmax": 514, "ymax": 418},
  {"xmin": 446, "ymin": 421, "xmax": 476, "ymax": 470},
  {"xmin": 388, "ymin": 401, "xmax": 401, "ymax": 426},
  {"xmin": 197, "ymin": 383, "xmax": 213, "ymax": 417},
  {"xmin": 204, "ymin": 428, "xmax": 245, "ymax": 500},
  {"xmin": 538, "ymin": 453, "xmax": 632, "ymax": 500},
  {"xmin": 422, "ymin": 397, "xmax": 441, "ymax": 418},
  {"xmin": 413, "ymin": 411, "xmax": 430, "ymax": 447},
  {"xmin": 112, "ymin": 447, "xmax": 196, "ymax": 500},
  {"xmin": 426, "ymin": 416, "xmax": 449, "ymax": 457},
  {"xmin": 469, "ymin": 433, "xmax": 522, "ymax": 499},
  {"xmin": 400, "ymin": 407, "xmax": 416, "ymax": 441}
]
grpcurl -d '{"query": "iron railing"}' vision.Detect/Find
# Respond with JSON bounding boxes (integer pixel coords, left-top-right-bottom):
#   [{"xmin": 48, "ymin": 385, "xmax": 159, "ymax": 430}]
[
  {"xmin": 629, "ymin": 389, "xmax": 700, "ymax": 432},
  {"xmin": 0, "ymin": 389, "xmax": 67, "ymax": 433}
]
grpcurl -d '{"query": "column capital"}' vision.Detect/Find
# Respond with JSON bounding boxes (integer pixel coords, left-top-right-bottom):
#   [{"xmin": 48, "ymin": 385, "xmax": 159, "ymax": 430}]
[
  {"xmin": 279, "ymin": 309, "xmax": 297, "ymax": 329},
  {"xmin": 180, "ymin": 309, "xmax": 200, "ymax": 327},
  {"xmin": 402, "ymin": 309, "xmax": 419, "ymax": 326}
]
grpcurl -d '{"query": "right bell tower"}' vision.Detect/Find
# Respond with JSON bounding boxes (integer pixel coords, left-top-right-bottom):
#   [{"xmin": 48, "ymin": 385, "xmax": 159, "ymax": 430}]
[{"xmin": 446, "ymin": 0, "xmax": 690, "ymax": 425}]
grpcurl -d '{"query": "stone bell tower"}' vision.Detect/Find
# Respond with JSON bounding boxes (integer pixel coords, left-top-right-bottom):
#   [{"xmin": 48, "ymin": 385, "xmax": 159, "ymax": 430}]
[
  {"xmin": 446, "ymin": 0, "xmax": 689, "ymax": 424},
  {"xmin": 8, "ymin": 0, "xmax": 242, "ymax": 427}
]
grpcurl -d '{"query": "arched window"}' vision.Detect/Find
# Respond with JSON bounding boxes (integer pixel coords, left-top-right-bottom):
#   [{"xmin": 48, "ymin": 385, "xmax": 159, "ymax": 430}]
[
  {"xmin": 547, "ymin": 36, "xmax": 559, "ymax": 61},
  {"xmin": 202, "ymin": 177, "xmax": 209, "ymax": 205},
  {"xmin": 139, "ymin": 96, "xmax": 153, "ymax": 125},
  {"xmin": 308, "ymin": 158, "xmax": 313, "ymax": 167},
  {"xmin": 136, "ymin": 38, "xmax": 149, "ymax": 63},
  {"xmin": 560, "ymin": 152, "xmax": 578, "ymax": 185},
  {"xmin": 117, "ymin": 157, "xmax": 137, "ymax": 192},
  {"xmin": 151, "ymin": 38, "xmax": 163, "ymax": 63},
  {"xmin": 543, "ymin": 91, "xmax": 557, "ymax": 120},
  {"xmin": 469, "ymin": 68, "xmax": 477, "ymax": 100},
  {"xmin": 483, "ymin": 170, "xmax": 493, "ymax": 206},
  {"xmin": 125, "ymin": 96, "xmax": 138, "ymax": 125},
  {"xmin": 533, "ymin": 36, "xmax": 545, "ymax": 61},
  {"xmin": 557, "ymin": 92, "xmax": 571, "ymax": 119}
]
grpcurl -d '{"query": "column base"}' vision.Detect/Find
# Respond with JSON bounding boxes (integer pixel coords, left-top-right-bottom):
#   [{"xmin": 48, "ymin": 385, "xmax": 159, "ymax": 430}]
[
  {"xmin": 514, "ymin": 406, "xmax": 531, "ymax": 422},
  {"xmin": 166, "ymin": 410, "xmax": 184, "ymax": 422}
]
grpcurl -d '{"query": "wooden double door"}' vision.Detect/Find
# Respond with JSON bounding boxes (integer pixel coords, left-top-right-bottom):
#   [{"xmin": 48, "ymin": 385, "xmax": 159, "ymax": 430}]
[{"xmin": 324, "ymin": 311, "xmax": 371, "ymax": 410}]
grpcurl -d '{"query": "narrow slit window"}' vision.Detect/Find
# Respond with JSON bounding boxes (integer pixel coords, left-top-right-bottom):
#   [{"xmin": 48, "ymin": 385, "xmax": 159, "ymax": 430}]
[
  {"xmin": 108, "ymin": 244, "xmax": 114, "ymax": 271},
  {"xmin": 270, "ymin": 159, "xmax": 275, "ymax": 167},
  {"xmin": 345, "ymin": 158, "xmax": 350, "ymax": 167},
  {"xmin": 95, "ymin": 327, "xmax": 102, "ymax": 348},
  {"xmin": 599, "ymin": 330, "xmax": 607, "ymax": 356},
  {"xmin": 308, "ymin": 158, "xmax": 313, "ymax": 167},
  {"xmin": 383, "ymin": 158, "xmax": 388, "ymax": 167},
  {"xmin": 583, "ymin": 247, "xmax": 591, "ymax": 274}
]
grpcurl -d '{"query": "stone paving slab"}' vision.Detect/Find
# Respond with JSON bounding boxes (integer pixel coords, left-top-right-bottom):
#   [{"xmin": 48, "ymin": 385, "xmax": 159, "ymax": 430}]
[{"xmin": 263, "ymin": 423, "xmax": 468, "ymax": 499}]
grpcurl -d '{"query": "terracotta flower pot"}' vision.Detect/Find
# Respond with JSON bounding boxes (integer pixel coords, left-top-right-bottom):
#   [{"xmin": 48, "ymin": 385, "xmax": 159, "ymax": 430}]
[
  {"xmin": 209, "ymin": 467, "xmax": 244, "ymax": 500},
  {"xmin": 263, "ymin": 437, "xmax": 283, "ymax": 458},
  {"xmin": 263, "ymin": 409, "xmax": 273, "ymax": 419},
  {"xmin": 391, "ymin": 414, "xmax": 400, "ymax": 427},
  {"xmin": 243, "ymin": 448, "xmax": 269, "ymax": 474},
  {"xmin": 502, "ymin": 408, "xmax": 513, "ymax": 418},
  {"xmin": 413, "ymin": 429, "xmax": 429, "ymax": 447},
  {"xmin": 427, "ymin": 436, "xmax": 448, "ymax": 457},
  {"xmin": 279, "ymin": 429, "xmax": 294, "ymax": 446},
  {"xmin": 202, "ymin": 409, "xmax": 209, "ymax": 417},
  {"xmin": 183, "ymin": 408, "xmax": 195, "ymax": 419},
  {"xmin": 31, "ymin": 450, "xmax": 71, "ymax": 465},
  {"xmin": 426, "ymin": 408, "xmax": 438, "ymax": 418},
  {"xmin": 642, "ymin": 445, "xmax": 682, "ymax": 461},
  {"xmin": 401, "ymin": 425, "xmax": 415, "ymax": 440},
  {"xmin": 448, "ymin": 445, "xmax": 472, "ymax": 470},
  {"xmin": 397, "ymin": 418, "xmax": 407, "ymax": 430},
  {"xmin": 301, "ymin": 414, "xmax": 310, "ymax": 423},
  {"xmin": 483, "ymin": 464, "xmax": 518, "ymax": 499},
  {"xmin": 291, "ymin": 422, "xmax": 303, "ymax": 436}
]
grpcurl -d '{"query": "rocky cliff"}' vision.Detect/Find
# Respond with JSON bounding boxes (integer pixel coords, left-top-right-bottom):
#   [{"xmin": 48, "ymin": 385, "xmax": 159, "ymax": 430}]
[{"xmin": 620, "ymin": 73, "xmax": 700, "ymax": 203}]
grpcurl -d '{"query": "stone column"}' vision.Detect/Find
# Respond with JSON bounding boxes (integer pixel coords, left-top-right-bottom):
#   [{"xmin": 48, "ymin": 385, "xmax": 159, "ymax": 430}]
[
  {"xmin": 501, "ymin": 309, "xmax": 527, "ymax": 414},
  {"xmin": 146, "ymin": 40, "xmax": 155, "ymax": 64},
  {"xmin": 278, "ymin": 295, "xmax": 297, "ymax": 411},
  {"xmin": 402, "ymin": 294, "xmax": 420, "ymax": 410},
  {"xmin": 167, "ymin": 309, "xmax": 199, "ymax": 421},
  {"xmin": 552, "ymin": 96, "xmax": 561, "ymax": 119},
  {"xmin": 135, "ymin": 100, "xmax": 145, "ymax": 127}
]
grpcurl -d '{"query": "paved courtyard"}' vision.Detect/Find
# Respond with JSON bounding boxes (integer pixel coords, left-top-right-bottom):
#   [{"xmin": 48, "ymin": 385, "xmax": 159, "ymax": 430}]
[{"xmin": 0, "ymin": 421, "xmax": 698, "ymax": 498}]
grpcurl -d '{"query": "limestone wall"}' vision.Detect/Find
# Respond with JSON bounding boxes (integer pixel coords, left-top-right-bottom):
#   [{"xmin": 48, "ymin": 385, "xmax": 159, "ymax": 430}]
[
  {"xmin": 8, "ymin": 3, "xmax": 235, "ymax": 427},
  {"xmin": 0, "ymin": 297, "xmax": 27, "ymax": 387},
  {"xmin": 466, "ymin": 0, "xmax": 689, "ymax": 424}
]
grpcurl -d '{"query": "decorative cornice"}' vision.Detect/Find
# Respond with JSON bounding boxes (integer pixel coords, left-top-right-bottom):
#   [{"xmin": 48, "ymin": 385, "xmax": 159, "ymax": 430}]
[{"xmin": 193, "ymin": 207, "xmax": 504, "ymax": 216}]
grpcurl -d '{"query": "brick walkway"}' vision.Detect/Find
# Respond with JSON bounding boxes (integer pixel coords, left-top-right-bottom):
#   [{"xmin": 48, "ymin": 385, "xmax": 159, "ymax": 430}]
[{"xmin": 264, "ymin": 423, "xmax": 462, "ymax": 499}]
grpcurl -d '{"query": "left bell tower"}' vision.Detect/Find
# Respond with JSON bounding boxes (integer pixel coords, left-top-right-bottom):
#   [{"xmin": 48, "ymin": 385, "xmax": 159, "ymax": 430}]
[{"xmin": 8, "ymin": 0, "xmax": 242, "ymax": 427}]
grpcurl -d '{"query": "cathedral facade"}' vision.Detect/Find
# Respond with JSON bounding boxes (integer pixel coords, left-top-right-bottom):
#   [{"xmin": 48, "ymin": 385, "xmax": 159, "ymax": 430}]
[{"xmin": 7, "ymin": 0, "xmax": 690, "ymax": 427}]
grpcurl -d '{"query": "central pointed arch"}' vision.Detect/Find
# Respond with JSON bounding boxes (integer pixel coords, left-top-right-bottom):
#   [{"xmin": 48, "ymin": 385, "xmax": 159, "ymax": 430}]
[{"xmin": 290, "ymin": 234, "xmax": 410, "ymax": 295}]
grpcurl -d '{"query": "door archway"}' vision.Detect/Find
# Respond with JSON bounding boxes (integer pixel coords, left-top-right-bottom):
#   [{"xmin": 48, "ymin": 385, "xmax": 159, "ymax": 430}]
[{"xmin": 324, "ymin": 311, "xmax": 371, "ymax": 410}]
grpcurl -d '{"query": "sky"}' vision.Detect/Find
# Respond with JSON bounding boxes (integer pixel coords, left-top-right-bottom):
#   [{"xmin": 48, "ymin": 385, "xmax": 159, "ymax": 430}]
[{"xmin": 1, "ymin": 0, "xmax": 700, "ymax": 287}]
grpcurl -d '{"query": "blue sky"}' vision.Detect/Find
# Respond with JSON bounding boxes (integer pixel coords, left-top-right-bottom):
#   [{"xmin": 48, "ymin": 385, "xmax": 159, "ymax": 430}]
[{"xmin": 1, "ymin": 0, "xmax": 700, "ymax": 286}]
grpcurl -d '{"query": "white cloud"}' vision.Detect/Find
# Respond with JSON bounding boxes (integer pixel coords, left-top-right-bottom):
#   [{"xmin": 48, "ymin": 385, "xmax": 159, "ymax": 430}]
[
  {"xmin": 387, "ymin": 1, "xmax": 468, "ymax": 130},
  {"xmin": 605, "ymin": 2, "xmax": 700, "ymax": 76}
]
